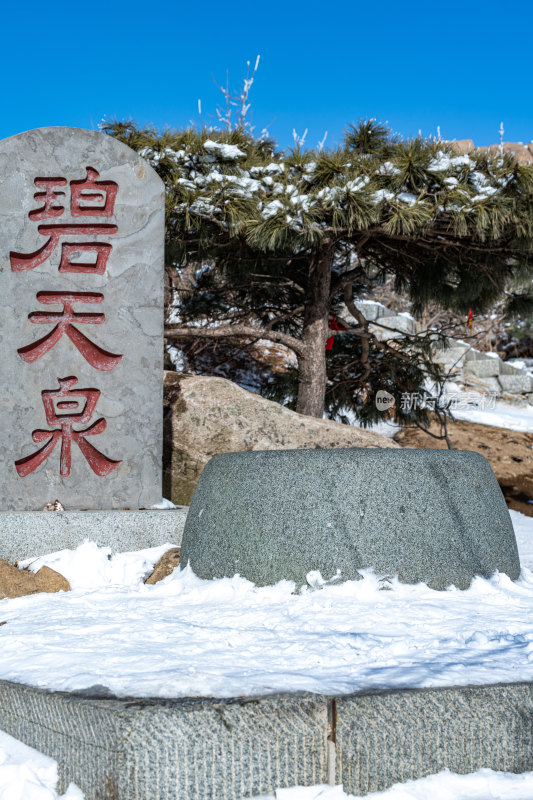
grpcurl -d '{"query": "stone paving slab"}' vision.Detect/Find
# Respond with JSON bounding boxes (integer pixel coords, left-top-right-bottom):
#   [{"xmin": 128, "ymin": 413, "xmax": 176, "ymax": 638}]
[
  {"xmin": 0, "ymin": 509, "xmax": 187, "ymax": 562},
  {"xmin": 0, "ymin": 680, "xmax": 531, "ymax": 799}
]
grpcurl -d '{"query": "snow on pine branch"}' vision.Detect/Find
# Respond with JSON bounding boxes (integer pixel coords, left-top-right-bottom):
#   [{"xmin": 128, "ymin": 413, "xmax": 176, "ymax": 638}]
[
  {"xmin": 135, "ymin": 131, "xmax": 530, "ymax": 238},
  {"xmin": 203, "ymin": 140, "xmax": 246, "ymax": 159}
]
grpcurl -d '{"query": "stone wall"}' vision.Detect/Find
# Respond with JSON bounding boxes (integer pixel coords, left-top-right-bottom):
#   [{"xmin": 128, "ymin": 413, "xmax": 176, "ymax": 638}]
[{"xmin": 354, "ymin": 300, "xmax": 533, "ymax": 402}]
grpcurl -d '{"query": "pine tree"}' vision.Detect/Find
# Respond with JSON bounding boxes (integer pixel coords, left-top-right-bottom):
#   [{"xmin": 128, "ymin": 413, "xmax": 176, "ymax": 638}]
[{"xmin": 103, "ymin": 119, "xmax": 533, "ymax": 421}]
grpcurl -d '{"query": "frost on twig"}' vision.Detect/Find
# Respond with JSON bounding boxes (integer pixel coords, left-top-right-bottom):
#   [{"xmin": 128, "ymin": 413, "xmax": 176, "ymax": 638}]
[{"xmin": 214, "ymin": 55, "xmax": 261, "ymax": 132}]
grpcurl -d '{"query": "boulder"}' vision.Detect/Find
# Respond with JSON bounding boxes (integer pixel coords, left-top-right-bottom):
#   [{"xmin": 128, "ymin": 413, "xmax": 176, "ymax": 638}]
[
  {"xmin": 353, "ymin": 300, "xmax": 389, "ymax": 321},
  {"xmin": 463, "ymin": 351, "xmax": 501, "ymax": 378},
  {"xmin": 450, "ymin": 139, "xmax": 474, "ymax": 154},
  {"xmin": 502, "ymin": 142, "xmax": 533, "ymax": 164},
  {"xmin": 0, "ymin": 562, "xmax": 70, "ymax": 600},
  {"xmin": 395, "ymin": 419, "xmax": 533, "ymax": 516},
  {"xmin": 369, "ymin": 314, "xmax": 422, "ymax": 340},
  {"xmin": 432, "ymin": 343, "xmax": 471, "ymax": 367},
  {"xmin": 465, "ymin": 141, "xmax": 533, "ymax": 164},
  {"xmin": 499, "ymin": 374, "xmax": 533, "ymax": 393},
  {"xmin": 163, "ymin": 373, "xmax": 399, "ymax": 505},
  {"xmin": 144, "ymin": 548, "xmax": 181, "ymax": 585},
  {"xmin": 181, "ymin": 448, "xmax": 519, "ymax": 590}
]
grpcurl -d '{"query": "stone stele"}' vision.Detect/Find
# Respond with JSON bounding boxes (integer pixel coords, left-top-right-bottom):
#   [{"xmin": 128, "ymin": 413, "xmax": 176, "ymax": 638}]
[
  {"xmin": 0, "ymin": 127, "xmax": 164, "ymax": 510},
  {"xmin": 181, "ymin": 448, "xmax": 521, "ymax": 589}
]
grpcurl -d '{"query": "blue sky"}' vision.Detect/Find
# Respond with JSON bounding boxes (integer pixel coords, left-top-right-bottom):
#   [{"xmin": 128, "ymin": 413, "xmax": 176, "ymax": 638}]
[{"xmin": 1, "ymin": 0, "xmax": 530, "ymax": 150}]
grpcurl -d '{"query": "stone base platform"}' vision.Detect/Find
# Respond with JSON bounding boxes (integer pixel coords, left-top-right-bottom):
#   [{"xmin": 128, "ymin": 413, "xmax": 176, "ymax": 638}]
[
  {"xmin": 0, "ymin": 509, "xmax": 188, "ymax": 563},
  {"xmin": 0, "ymin": 680, "xmax": 531, "ymax": 799}
]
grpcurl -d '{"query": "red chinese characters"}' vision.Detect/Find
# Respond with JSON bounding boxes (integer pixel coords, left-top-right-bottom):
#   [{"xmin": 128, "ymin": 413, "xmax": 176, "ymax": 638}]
[
  {"xmin": 28, "ymin": 178, "xmax": 67, "ymax": 221},
  {"xmin": 15, "ymin": 377, "xmax": 121, "ymax": 478},
  {"xmin": 11, "ymin": 168, "xmax": 118, "ymax": 273},
  {"xmin": 13, "ymin": 166, "xmax": 123, "ymax": 478},
  {"xmin": 18, "ymin": 291, "xmax": 122, "ymax": 371}
]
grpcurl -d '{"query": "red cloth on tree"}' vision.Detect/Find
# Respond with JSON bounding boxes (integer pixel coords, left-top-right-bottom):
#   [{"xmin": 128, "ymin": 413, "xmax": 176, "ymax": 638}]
[{"xmin": 326, "ymin": 316, "xmax": 343, "ymax": 350}]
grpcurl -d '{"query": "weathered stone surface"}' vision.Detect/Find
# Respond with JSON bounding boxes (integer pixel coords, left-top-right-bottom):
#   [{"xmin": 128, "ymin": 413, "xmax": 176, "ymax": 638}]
[
  {"xmin": 0, "ymin": 509, "xmax": 187, "ymax": 564},
  {"xmin": 502, "ymin": 142, "xmax": 533, "ymax": 164},
  {"xmin": 498, "ymin": 360, "xmax": 533, "ymax": 392},
  {"xmin": 476, "ymin": 144, "xmax": 501, "ymax": 156},
  {"xmin": 449, "ymin": 139, "xmax": 533, "ymax": 164},
  {"xmin": 431, "ymin": 343, "xmax": 471, "ymax": 370},
  {"xmin": 181, "ymin": 448, "xmax": 519, "ymax": 589},
  {"xmin": 336, "ymin": 683, "xmax": 533, "ymax": 796},
  {"xmin": 500, "ymin": 360, "xmax": 529, "ymax": 376},
  {"xmin": 0, "ymin": 561, "xmax": 69, "ymax": 599},
  {"xmin": 499, "ymin": 373, "xmax": 533, "ymax": 393},
  {"xmin": 395, "ymin": 418, "xmax": 533, "ymax": 516},
  {"xmin": 353, "ymin": 300, "xmax": 389, "ymax": 321},
  {"xmin": 145, "ymin": 547, "xmax": 181, "ymax": 584},
  {"xmin": 0, "ymin": 127, "xmax": 165, "ymax": 510},
  {"xmin": 449, "ymin": 138, "xmax": 475, "ymax": 154},
  {"xmin": 369, "ymin": 313, "xmax": 422, "ymax": 340},
  {"xmin": 463, "ymin": 375, "xmax": 502, "ymax": 394},
  {"xmin": 463, "ymin": 356, "xmax": 501, "ymax": 378},
  {"xmin": 0, "ymin": 678, "xmax": 531, "ymax": 799},
  {"xmin": 163, "ymin": 373, "xmax": 399, "ymax": 506},
  {"xmin": 0, "ymin": 680, "xmax": 328, "ymax": 800}
]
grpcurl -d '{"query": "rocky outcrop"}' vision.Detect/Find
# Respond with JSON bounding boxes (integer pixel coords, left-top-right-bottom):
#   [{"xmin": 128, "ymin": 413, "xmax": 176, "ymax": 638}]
[
  {"xmin": 163, "ymin": 373, "xmax": 399, "ymax": 506},
  {"xmin": 432, "ymin": 342, "xmax": 533, "ymax": 398},
  {"xmin": 450, "ymin": 139, "xmax": 533, "ymax": 164},
  {"xmin": 395, "ymin": 420, "xmax": 533, "ymax": 516},
  {"xmin": 0, "ymin": 562, "xmax": 70, "ymax": 600},
  {"xmin": 353, "ymin": 300, "xmax": 533, "ymax": 401},
  {"xmin": 144, "ymin": 548, "xmax": 181, "ymax": 585}
]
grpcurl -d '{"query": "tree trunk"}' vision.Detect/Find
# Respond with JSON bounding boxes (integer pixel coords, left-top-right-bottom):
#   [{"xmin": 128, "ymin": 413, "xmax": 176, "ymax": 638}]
[{"xmin": 296, "ymin": 242, "xmax": 334, "ymax": 418}]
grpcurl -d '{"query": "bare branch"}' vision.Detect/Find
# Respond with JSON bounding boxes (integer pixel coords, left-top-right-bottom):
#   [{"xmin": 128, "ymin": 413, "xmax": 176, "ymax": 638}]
[
  {"xmin": 344, "ymin": 283, "xmax": 370, "ymax": 383},
  {"xmin": 265, "ymin": 306, "xmax": 305, "ymax": 330},
  {"xmin": 165, "ymin": 323, "xmax": 306, "ymax": 357}
]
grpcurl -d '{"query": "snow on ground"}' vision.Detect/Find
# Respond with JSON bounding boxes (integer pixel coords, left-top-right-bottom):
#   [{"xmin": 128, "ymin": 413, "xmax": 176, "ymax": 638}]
[
  {"xmin": 18, "ymin": 542, "xmax": 176, "ymax": 590},
  {"xmin": 1, "ymin": 514, "xmax": 533, "ymax": 799},
  {"xmin": 151, "ymin": 497, "xmax": 178, "ymax": 509},
  {"xmin": 0, "ymin": 730, "xmax": 82, "ymax": 799},
  {"xmin": 340, "ymin": 384, "xmax": 533, "ymax": 436},
  {"xmin": 0, "ymin": 514, "xmax": 532, "ymax": 699},
  {"xmin": 248, "ymin": 768, "xmax": 533, "ymax": 800},
  {"xmin": 450, "ymin": 397, "xmax": 533, "ymax": 433}
]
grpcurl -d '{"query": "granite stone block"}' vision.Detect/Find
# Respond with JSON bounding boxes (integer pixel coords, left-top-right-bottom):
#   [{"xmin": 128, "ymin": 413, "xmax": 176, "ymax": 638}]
[
  {"xmin": 0, "ymin": 680, "xmax": 328, "ymax": 800},
  {"xmin": 499, "ymin": 361, "xmax": 526, "ymax": 376},
  {"xmin": 0, "ymin": 679, "xmax": 531, "ymax": 799},
  {"xmin": 0, "ymin": 508, "xmax": 188, "ymax": 563},
  {"xmin": 431, "ymin": 345, "xmax": 470, "ymax": 366},
  {"xmin": 499, "ymin": 374, "xmax": 533, "ymax": 393},
  {"xmin": 463, "ymin": 358, "xmax": 501, "ymax": 378},
  {"xmin": 335, "ymin": 683, "xmax": 533, "ymax": 796},
  {"xmin": 181, "ymin": 448, "xmax": 520, "ymax": 589}
]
